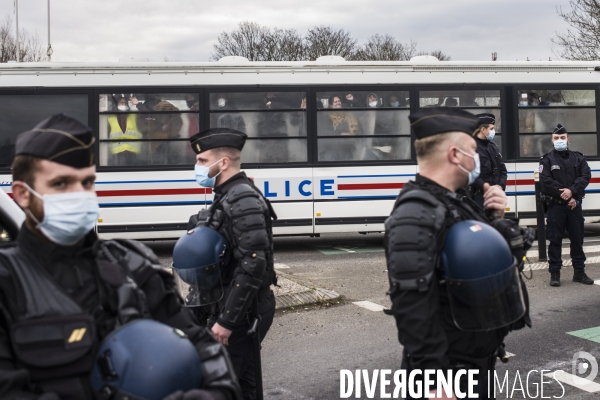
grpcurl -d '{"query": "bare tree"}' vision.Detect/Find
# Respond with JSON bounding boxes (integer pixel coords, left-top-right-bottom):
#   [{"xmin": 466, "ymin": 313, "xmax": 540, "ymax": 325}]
[
  {"xmin": 211, "ymin": 21, "xmax": 305, "ymax": 61},
  {"xmin": 303, "ymin": 26, "xmax": 357, "ymax": 60},
  {"xmin": 552, "ymin": 0, "xmax": 600, "ymax": 60},
  {"xmin": 351, "ymin": 34, "xmax": 419, "ymax": 61},
  {"xmin": 0, "ymin": 15, "xmax": 44, "ymax": 63},
  {"xmin": 260, "ymin": 28, "xmax": 304, "ymax": 61},
  {"xmin": 428, "ymin": 50, "xmax": 451, "ymax": 61},
  {"xmin": 210, "ymin": 21, "xmax": 451, "ymax": 63},
  {"xmin": 212, "ymin": 21, "xmax": 269, "ymax": 61}
]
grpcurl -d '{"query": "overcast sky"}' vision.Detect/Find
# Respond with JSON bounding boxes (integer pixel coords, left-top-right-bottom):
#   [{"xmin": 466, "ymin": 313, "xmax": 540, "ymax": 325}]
[{"xmin": 0, "ymin": 0, "xmax": 574, "ymax": 63}]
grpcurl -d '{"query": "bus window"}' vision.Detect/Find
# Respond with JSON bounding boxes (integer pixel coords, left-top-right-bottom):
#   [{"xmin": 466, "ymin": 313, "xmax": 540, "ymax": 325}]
[
  {"xmin": 99, "ymin": 93, "xmax": 199, "ymax": 166},
  {"xmin": 316, "ymin": 91, "xmax": 411, "ymax": 161},
  {"xmin": 209, "ymin": 91, "xmax": 307, "ymax": 164},
  {"xmin": 0, "ymin": 94, "xmax": 88, "ymax": 168},
  {"xmin": 419, "ymin": 90, "xmax": 503, "ymax": 153},
  {"xmin": 99, "ymin": 93, "xmax": 198, "ymax": 112},
  {"xmin": 209, "ymin": 92, "xmax": 304, "ymax": 110},
  {"xmin": 419, "ymin": 90, "xmax": 501, "ymax": 108},
  {"xmin": 518, "ymin": 90, "xmax": 596, "ymax": 157}
]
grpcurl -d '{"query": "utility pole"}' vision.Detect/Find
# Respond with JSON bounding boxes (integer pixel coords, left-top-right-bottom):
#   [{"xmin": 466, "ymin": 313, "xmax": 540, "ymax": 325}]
[
  {"xmin": 15, "ymin": 0, "xmax": 19, "ymax": 62},
  {"xmin": 47, "ymin": 0, "xmax": 53, "ymax": 61}
]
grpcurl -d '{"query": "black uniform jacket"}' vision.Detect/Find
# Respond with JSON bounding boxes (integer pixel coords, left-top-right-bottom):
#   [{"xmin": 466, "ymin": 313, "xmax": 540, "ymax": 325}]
[
  {"xmin": 471, "ymin": 137, "xmax": 507, "ymax": 190},
  {"xmin": 208, "ymin": 172, "xmax": 276, "ymax": 330},
  {"xmin": 0, "ymin": 226, "xmax": 227, "ymax": 399},
  {"xmin": 539, "ymin": 149, "xmax": 591, "ymax": 200},
  {"xmin": 385, "ymin": 175, "xmax": 511, "ymax": 372}
]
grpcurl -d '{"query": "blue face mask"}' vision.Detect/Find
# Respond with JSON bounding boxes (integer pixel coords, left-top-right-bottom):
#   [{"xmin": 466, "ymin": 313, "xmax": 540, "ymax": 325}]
[
  {"xmin": 24, "ymin": 184, "xmax": 99, "ymax": 246},
  {"xmin": 194, "ymin": 159, "xmax": 223, "ymax": 188},
  {"xmin": 486, "ymin": 129, "xmax": 496, "ymax": 141},
  {"xmin": 456, "ymin": 148, "xmax": 481, "ymax": 186},
  {"xmin": 554, "ymin": 139, "xmax": 568, "ymax": 151},
  {"xmin": 390, "ymin": 101, "xmax": 400, "ymax": 107}
]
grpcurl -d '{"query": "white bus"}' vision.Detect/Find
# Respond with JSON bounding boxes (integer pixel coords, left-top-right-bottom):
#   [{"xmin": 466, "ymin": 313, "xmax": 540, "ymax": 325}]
[{"xmin": 1, "ymin": 57, "xmax": 600, "ymax": 239}]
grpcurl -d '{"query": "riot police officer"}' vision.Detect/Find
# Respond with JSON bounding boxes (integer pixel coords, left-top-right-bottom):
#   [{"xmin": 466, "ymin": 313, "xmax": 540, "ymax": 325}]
[
  {"xmin": 470, "ymin": 113, "xmax": 507, "ymax": 208},
  {"xmin": 539, "ymin": 124, "xmax": 592, "ymax": 287},
  {"xmin": 385, "ymin": 108, "xmax": 531, "ymax": 399},
  {"xmin": 189, "ymin": 128, "xmax": 277, "ymax": 400},
  {"xmin": 0, "ymin": 115, "xmax": 241, "ymax": 399}
]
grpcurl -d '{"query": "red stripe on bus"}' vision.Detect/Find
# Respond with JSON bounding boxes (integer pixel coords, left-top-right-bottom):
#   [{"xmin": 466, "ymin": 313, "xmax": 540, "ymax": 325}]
[
  {"xmin": 507, "ymin": 179, "xmax": 535, "ymax": 186},
  {"xmin": 96, "ymin": 188, "xmax": 211, "ymax": 197},
  {"xmin": 338, "ymin": 183, "xmax": 404, "ymax": 190}
]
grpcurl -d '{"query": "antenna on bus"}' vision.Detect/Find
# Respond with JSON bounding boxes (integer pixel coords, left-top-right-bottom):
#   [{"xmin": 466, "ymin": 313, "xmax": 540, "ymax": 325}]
[{"xmin": 492, "ymin": 52, "xmax": 497, "ymax": 61}]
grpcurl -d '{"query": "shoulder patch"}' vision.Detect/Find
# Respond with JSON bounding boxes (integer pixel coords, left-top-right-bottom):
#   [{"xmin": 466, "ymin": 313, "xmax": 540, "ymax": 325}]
[{"xmin": 538, "ymin": 165, "xmax": 543, "ymax": 173}]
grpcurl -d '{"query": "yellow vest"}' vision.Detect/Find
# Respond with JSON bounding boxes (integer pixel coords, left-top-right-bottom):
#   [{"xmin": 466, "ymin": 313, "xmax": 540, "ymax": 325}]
[{"xmin": 108, "ymin": 114, "xmax": 142, "ymax": 154}]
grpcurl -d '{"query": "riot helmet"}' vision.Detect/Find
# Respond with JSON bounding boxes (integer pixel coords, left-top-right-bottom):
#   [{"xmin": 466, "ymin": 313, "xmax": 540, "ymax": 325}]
[
  {"xmin": 441, "ymin": 220, "xmax": 526, "ymax": 331},
  {"xmin": 172, "ymin": 226, "xmax": 226, "ymax": 307},
  {"xmin": 90, "ymin": 319, "xmax": 202, "ymax": 400}
]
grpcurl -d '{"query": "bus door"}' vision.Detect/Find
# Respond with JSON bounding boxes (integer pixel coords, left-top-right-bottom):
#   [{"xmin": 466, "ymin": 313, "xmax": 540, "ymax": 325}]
[{"xmin": 251, "ymin": 168, "xmax": 314, "ymax": 236}]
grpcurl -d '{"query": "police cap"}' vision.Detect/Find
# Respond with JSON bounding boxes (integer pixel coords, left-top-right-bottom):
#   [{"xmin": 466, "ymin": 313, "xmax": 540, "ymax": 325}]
[
  {"xmin": 553, "ymin": 124, "xmax": 567, "ymax": 135},
  {"xmin": 476, "ymin": 113, "xmax": 496, "ymax": 125},
  {"xmin": 189, "ymin": 128, "xmax": 247, "ymax": 155},
  {"xmin": 409, "ymin": 107, "xmax": 480, "ymax": 140},
  {"xmin": 15, "ymin": 114, "xmax": 95, "ymax": 168}
]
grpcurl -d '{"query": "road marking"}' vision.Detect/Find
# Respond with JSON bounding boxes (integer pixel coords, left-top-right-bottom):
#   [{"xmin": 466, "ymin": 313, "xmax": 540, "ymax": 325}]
[
  {"xmin": 543, "ymin": 370, "xmax": 600, "ymax": 393},
  {"xmin": 527, "ymin": 245, "xmax": 600, "ymax": 259},
  {"xmin": 274, "ymin": 263, "xmax": 290, "ymax": 269},
  {"xmin": 524, "ymin": 256, "xmax": 600, "ymax": 271},
  {"xmin": 595, "ymin": 280, "xmax": 600, "ymax": 286},
  {"xmin": 353, "ymin": 301, "xmax": 386, "ymax": 312},
  {"xmin": 567, "ymin": 326, "xmax": 600, "ymax": 344},
  {"xmin": 312, "ymin": 242, "xmax": 384, "ymax": 256},
  {"xmin": 332, "ymin": 246, "xmax": 356, "ymax": 253},
  {"xmin": 505, "ymin": 351, "xmax": 515, "ymax": 358}
]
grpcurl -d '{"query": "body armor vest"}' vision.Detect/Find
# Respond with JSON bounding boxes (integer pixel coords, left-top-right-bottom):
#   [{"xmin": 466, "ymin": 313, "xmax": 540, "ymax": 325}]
[{"xmin": 1, "ymin": 239, "xmax": 151, "ymax": 397}]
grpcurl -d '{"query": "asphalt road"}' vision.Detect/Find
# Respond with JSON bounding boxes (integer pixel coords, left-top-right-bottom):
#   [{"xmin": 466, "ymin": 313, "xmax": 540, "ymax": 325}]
[{"xmin": 147, "ymin": 233, "xmax": 600, "ymax": 400}]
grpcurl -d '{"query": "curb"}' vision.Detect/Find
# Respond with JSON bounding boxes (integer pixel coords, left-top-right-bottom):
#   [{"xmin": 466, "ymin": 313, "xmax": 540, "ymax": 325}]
[
  {"xmin": 275, "ymin": 288, "xmax": 340, "ymax": 310},
  {"xmin": 273, "ymin": 271, "xmax": 341, "ymax": 310}
]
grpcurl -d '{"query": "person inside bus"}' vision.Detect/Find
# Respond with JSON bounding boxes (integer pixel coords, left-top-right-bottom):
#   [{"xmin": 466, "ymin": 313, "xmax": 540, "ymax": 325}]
[
  {"xmin": 139, "ymin": 101, "xmax": 184, "ymax": 165},
  {"xmin": 107, "ymin": 95, "xmax": 143, "ymax": 166},
  {"xmin": 212, "ymin": 93, "xmax": 232, "ymax": 110},
  {"xmin": 129, "ymin": 94, "xmax": 161, "ymax": 112},
  {"xmin": 320, "ymin": 95, "xmax": 360, "ymax": 135},
  {"xmin": 365, "ymin": 93, "xmax": 381, "ymax": 108},
  {"xmin": 342, "ymin": 93, "xmax": 363, "ymax": 108},
  {"xmin": 387, "ymin": 93, "xmax": 408, "ymax": 108},
  {"xmin": 318, "ymin": 95, "xmax": 361, "ymax": 161},
  {"xmin": 463, "ymin": 92, "xmax": 480, "ymax": 107},
  {"xmin": 443, "ymin": 97, "xmax": 458, "ymax": 107}
]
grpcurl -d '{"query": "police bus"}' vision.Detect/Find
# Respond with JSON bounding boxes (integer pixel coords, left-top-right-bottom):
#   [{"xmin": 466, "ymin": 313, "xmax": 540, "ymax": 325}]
[{"xmin": 1, "ymin": 56, "xmax": 599, "ymax": 239}]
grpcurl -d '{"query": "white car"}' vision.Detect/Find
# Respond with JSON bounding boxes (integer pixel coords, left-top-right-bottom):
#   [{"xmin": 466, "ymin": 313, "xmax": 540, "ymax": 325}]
[{"xmin": 0, "ymin": 189, "xmax": 24, "ymax": 242}]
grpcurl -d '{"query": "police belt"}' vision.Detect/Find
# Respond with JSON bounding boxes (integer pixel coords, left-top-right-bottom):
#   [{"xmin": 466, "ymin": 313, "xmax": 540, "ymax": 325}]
[{"xmin": 545, "ymin": 196, "xmax": 569, "ymax": 206}]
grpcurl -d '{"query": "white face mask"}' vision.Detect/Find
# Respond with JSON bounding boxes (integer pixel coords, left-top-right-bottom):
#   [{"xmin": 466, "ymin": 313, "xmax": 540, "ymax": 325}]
[
  {"xmin": 117, "ymin": 105, "xmax": 129, "ymax": 111},
  {"xmin": 24, "ymin": 184, "xmax": 99, "ymax": 246},
  {"xmin": 519, "ymin": 101, "xmax": 528, "ymax": 107},
  {"xmin": 368, "ymin": 101, "xmax": 378, "ymax": 107},
  {"xmin": 217, "ymin": 98, "xmax": 226, "ymax": 108}
]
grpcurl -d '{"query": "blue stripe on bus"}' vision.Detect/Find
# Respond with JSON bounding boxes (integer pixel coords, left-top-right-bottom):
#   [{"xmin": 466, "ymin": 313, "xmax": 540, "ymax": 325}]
[
  {"xmin": 96, "ymin": 179, "xmax": 196, "ymax": 184},
  {"xmin": 99, "ymin": 201, "xmax": 212, "ymax": 207},
  {"xmin": 337, "ymin": 195, "xmax": 398, "ymax": 199},
  {"xmin": 337, "ymin": 174, "xmax": 415, "ymax": 178}
]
